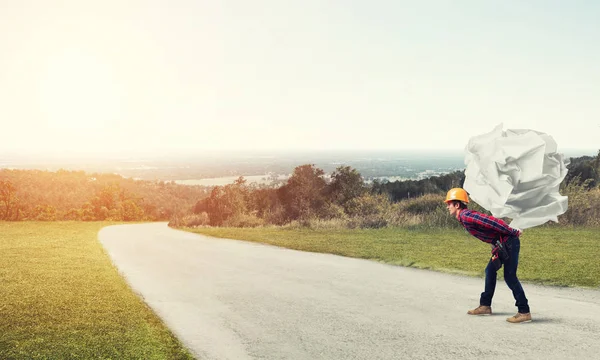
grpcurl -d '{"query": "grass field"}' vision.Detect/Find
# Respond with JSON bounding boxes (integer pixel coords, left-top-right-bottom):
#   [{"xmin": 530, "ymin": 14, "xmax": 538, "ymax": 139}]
[
  {"xmin": 0, "ymin": 222, "xmax": 194, "ymax": 360},
  {"xmin": 184, "ymin": 225, "xmax": 600, "ymax": 289},
  {"xmin": 2, "ymin": 221, "xmax": 597, "ymax": 359}
]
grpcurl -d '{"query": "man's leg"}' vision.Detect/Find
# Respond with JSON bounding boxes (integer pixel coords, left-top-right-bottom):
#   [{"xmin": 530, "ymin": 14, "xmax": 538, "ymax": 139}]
[
  {"xmin": 503, "ymin": 237, "xmax": 531, "ymax": 321},
  {"xmin": 480, "ymin": 258, "xmax": 497, "ymax": 307},
  {"xmin": 467, "ymin": 258, "xmax": 496, "ymax": 315}
]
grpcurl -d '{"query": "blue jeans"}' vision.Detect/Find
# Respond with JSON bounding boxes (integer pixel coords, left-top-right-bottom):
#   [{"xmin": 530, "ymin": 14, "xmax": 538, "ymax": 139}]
[{"xmin": 480, "ymin": 236, "xmax": 530, "ymax": 313}]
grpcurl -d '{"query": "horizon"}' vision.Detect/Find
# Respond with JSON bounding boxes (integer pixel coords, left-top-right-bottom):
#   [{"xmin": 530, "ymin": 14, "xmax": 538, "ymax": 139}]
[{"xmin": 1, "ymin": 146, "xmax": 596, "ymax": 160}]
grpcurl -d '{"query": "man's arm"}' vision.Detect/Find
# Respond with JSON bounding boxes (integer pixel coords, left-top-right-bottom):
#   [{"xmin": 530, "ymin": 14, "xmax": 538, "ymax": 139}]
[{"xmin": 462, "ymin": 211, "xmax": 520, "ymax": 236}]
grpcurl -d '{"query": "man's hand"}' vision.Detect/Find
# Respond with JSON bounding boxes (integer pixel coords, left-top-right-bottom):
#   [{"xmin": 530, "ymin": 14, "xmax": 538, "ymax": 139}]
[{"xmin": 516, "ymin": 229, "xmax": 523, "ymax": 237}]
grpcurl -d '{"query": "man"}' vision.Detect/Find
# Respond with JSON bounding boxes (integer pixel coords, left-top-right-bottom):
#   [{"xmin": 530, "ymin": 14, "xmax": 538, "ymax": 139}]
[{"xmin": 444, "ymin": 188, "xmax": 532, "ymax": 324}]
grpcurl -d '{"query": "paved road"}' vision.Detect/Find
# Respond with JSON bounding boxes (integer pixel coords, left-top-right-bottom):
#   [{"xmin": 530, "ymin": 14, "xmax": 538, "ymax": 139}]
[{"xmin": 99, "ymin": 223, "xmax": 600, "ymax": 360}]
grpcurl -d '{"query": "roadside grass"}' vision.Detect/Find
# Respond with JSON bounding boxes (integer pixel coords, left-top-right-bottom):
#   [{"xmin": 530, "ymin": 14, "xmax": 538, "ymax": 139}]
[
  {"xmin": 183, "ymin": 225, "xmax": 600, "ymax": 289},
  {"xmin": 0, "ymin": 221, "xmax": 194, "ymax": 360}
]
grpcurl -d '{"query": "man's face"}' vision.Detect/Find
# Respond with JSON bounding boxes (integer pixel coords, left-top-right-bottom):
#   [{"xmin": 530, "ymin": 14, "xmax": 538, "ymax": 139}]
[{"xmin": 446, "ymin": 201, "xmax": 460, "ymax": 217}]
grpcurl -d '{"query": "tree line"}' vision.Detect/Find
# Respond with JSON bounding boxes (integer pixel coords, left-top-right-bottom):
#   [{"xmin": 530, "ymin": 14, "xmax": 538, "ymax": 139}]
[
  {"xmin": 175, "ymin": 151, "xmax": 600, "ymax": 228},
  {"xmin": 0, "ymin": 169, "xmax": 208, "ymax": 221},
  {"xmin": 175, "ymin": 165, "xmax": 471, "ymax": 228},
  {"xmin": 1, "ymin": 150, "xmax": 598, "ymax": 227}
]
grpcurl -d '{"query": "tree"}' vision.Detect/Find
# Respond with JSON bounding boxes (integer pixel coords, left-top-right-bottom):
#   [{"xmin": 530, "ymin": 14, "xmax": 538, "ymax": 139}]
[
  {"xmin": 248, "ymin": 187, "xmax": 280, "ymax": 219},
  {"xmin": 194, "ymin": 176, "xmax": 249, "ymax": 226},
  {"xmin": 565, "ymin": 160, "xmax": 598, "ymax": 189},
  {"xmin": 0, "ymin": 180, "xmax": 19, "ymax": 220},
  {"xmin": 279, "ymin": 164, "xmax": 327, "ymax": 220},
  {"xmin": 121, "ymin": 200, "xmax": 145, "ymax": 221},
  {"xmin": 33, "ymin": 204, "xmax": 57, "ymax": 221},
  {"xmin": 327, "ymin": 166, "xmax": 366, "ymax": 212}
]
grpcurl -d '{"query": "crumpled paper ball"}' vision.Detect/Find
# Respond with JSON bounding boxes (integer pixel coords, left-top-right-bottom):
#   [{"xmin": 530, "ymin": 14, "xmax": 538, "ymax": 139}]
[{"xmin": 463, "ymin": 123, "xmax": 569, "ymax": 230}]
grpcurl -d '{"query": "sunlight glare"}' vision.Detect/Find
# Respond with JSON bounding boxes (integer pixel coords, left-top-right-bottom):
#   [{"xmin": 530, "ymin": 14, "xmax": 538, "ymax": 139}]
[{"xmin": 38, "ymin": 48, "xmax": 123, "ymax": 151}]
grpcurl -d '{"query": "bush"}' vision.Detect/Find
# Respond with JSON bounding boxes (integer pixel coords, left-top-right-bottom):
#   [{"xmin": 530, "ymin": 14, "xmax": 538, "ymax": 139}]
[
  {"xmin": 169, "ymin": 212, "xmax": 210, "ymax": 228},
  {"xmin": 64, "ymin": 208, "xmax": 82, "ymax": 221},
  {"xmin": 416, "ymin": 206, "xmax": 463, "ymax": 230},
  {"xmin": 560, "ymin": 179, "xmax": 600, "ymax": 226},
  {"xmin": 263, "ymin": 205, "xmax": 288, "ymax": 226},
  {"xmin": 397, "ymin": 194, "xmax": 454, "ymax": 229},
  {"xmin": 33, "ymin": 205, "xmax": 57, "ymax": 221},
  {"xmin": 342, "ymin": 193, "xmax": 407, "ymax": 229},
  {"xmin": 169, "ymin": 174, "xmax": 600, "ymax": 230},
  {"xmin": 319, "ymin": 202, "xmax": 348, "ymax": 220},
  {"xmin": 345, "ymin": 193, "xmax": 394, "ymax": 217},
  {"xmin": 222, "ymin": 213, "xmax": 265, "ymax": 228},
  {"xmin": 400, "ymin": 193, "xmax": 444, "ymax": 215}
]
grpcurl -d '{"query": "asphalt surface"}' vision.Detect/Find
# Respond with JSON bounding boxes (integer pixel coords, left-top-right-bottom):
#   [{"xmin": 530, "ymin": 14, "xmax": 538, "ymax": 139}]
[{"xmin": 99, "ymin": 223, "xmax": 600, "ymax": 360}]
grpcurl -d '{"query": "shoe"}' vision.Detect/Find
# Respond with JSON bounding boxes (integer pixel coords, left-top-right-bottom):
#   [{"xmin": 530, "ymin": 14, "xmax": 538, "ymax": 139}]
[
  {"xmin": 506, "ymin": 312, "xmax": 532, "ymax": 323},
  {"xmin": 467, "ymin": 305, "xmax": 492, "ymax": 315}
]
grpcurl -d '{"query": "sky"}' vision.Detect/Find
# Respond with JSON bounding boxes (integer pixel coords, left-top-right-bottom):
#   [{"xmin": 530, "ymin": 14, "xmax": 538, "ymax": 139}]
[{"xmin": 0, "ymin": 0, "xmax": 599, "ymax": 156}]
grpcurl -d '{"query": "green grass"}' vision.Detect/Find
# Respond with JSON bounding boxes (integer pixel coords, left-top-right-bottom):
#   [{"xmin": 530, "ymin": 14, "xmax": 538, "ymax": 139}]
[
  {"xmin": 183, "ymin": 225, "xmax": 600, "ymax": 289},
  {"xmin": 0, "ymin": 221, "xmax": 194, "ymax": 360}
]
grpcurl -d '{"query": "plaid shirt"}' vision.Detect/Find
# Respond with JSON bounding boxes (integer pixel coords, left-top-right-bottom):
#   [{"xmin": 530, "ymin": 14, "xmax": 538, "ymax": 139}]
[{"xmin": 458, "ymin": 209, "xmax": 520, "ymax": 244}]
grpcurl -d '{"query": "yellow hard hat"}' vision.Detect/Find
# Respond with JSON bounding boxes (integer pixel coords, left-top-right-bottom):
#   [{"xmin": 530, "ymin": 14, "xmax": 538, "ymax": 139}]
[{"xmin": 445, "ymin": 188, "xmax": 469, "ymax": 204}]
